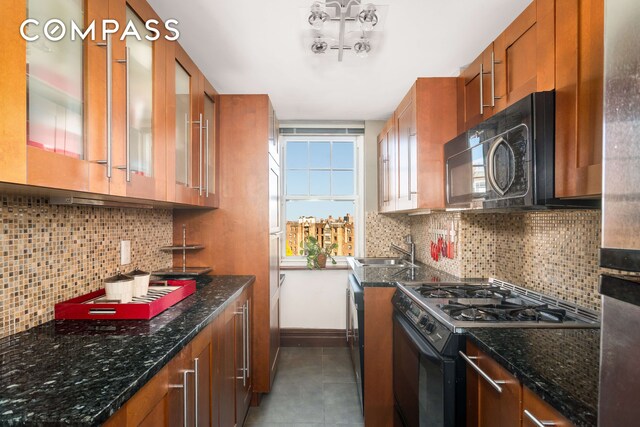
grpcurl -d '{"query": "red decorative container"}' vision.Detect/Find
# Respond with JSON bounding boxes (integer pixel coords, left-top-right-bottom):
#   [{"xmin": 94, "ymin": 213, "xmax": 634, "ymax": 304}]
[{"xmin": 55, "ymin": 279, "xmax": 197, "ymax": 320}]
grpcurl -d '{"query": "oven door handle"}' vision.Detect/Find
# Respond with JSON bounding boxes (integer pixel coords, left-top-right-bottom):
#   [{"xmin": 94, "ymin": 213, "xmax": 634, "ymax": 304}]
[{"xmin": 394, "ymin": 313, "xmax": 445, "ymax": 362}]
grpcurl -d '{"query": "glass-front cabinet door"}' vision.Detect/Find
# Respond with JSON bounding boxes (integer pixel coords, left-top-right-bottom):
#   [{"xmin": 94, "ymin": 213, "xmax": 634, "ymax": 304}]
[
  {"xmin": 201, "ymin": 80, "xmax": 219, "ymax": 207},
  {"xmin": 24, "ymin": 0, "xmax": 91, "ymax": 191},
  {"xmin": 168, "ymin": 43, "xmax": 199, "ymax": 205},
  {"xmin": 116, "ymin": 2, "xmax": 166, "ymax": 200}
]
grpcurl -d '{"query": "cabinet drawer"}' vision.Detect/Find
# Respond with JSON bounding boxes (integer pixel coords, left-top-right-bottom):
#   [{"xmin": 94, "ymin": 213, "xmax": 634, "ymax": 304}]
[{"xmin": 523, "ymin": 386, "xmax": 574, "ymax": 427}]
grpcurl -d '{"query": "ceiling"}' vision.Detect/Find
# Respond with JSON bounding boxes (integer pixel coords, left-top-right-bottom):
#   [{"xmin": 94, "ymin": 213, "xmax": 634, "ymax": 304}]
[{"xmin": 147, "ymin": 0, "xmax": 532, "ymax": 121}]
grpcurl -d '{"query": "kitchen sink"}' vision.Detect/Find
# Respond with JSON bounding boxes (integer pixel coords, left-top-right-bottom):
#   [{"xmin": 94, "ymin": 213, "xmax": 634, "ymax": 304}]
[{"xmin": 353, "ymin": 257, "xmax": 415, "ymax": 267}]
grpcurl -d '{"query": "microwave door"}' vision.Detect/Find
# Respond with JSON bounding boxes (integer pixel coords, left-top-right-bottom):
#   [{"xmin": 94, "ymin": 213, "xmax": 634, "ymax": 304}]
[
  {"xmin": 483, "ymin": 124, "xmax": 532, "ymax": 206},
  {"xmin": 487, "ymin": 136, "xmax": 516, "ymax": 196},
  {"xmin": 446, "ymin": 143, "xmax": 488, "ymax": 207}
]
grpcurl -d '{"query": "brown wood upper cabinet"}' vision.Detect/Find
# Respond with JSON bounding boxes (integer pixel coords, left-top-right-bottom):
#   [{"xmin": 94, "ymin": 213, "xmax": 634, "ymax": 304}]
[
  {"xmin": 493, "ymin": 0, "xmax": 555, "ymax": 112},
  {"xmin": 1, "ymin": 0, "xmax": 220, "ymax": 208},
  {"xmin": 2, "ymin": 0, "xmax": 106, "ymax": 192},
  {"xmin": 379, "ymin": 78, "xmax": 459, "ymax": 213},
  {"xmin": 459, "ymin": 0, "xmax": 603, "ymax": 199},
  {"xmin": 461, "ymin": 44, "xmax": 497, "ymax": 130},
  {"xmin": 166, "ymin": 42, "xmax": 219, "ymax": 207},
  {"xmin": 554, "ymin": 0, "xmax": 603, "ymax": 198},
  {"xmin": 114, "ymin": 0, "xmax": 168, "ymax": 201},
  {"xmin": 378, "ymin": 116, "xmax": 396, "ymax": 212},
  {"xmin": 462, "ymin": 0, "xmax": 555, "ymax": 127}
]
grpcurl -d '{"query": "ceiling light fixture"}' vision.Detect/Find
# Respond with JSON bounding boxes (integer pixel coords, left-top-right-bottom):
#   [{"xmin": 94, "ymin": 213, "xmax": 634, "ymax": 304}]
[
  {"xmin": 353, "ymin": 37, "xmax": 371, "ymax": 58},
  {"xmin": 309, "ymin": 2, "xmax": 330, "ymax": 29},
  {"xmin": 357, "ymin": 4, "xmax": 378, "ymax": 32},
  {"xmin": 311, "ymin": 37, "xmax": 329, "ymax": 53},
  {"xmin": 306, "ymin": 0, "xmax": 385, "ymax": 62}
]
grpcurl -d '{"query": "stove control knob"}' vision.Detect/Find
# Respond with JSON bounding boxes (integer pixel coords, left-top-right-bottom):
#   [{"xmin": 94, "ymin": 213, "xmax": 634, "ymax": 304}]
[
  {"xmin": 418, "ymin": 316, "xmax": 429, "ymax": 327},
  {"xmin": 424, "ymin": 322, "xmax": 436, "ymax": 334}
]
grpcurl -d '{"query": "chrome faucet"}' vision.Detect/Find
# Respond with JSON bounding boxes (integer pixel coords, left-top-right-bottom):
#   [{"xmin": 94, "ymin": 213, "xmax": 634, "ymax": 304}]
[{"xmin": 391, "ymin": 235, "xmax": 415, "ymax": 265}]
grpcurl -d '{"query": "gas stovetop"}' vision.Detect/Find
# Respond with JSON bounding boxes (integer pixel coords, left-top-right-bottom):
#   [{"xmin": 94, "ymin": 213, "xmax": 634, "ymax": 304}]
[{"xmin": 394, "ymin": 279, "xmax": 600, "ymax": 335}]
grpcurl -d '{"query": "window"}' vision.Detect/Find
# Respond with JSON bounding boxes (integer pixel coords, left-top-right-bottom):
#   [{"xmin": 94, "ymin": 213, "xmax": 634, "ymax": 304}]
[{"xmin": 283, "ymin": 137, "xmax": 360, "ymax": 260}]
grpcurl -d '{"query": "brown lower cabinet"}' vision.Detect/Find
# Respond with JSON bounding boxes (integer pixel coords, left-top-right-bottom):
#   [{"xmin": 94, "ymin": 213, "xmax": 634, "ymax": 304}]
[
  {"xmin": 363, "ymin": 287, "xmax": 396, "ymax": 427},
  {"xmin": 464, "ymin": 341, "xmax": 574, "ymax": 427},
  {"xmin": 104, "ymin": 284, "xmax": 252, "ymax": 427}
]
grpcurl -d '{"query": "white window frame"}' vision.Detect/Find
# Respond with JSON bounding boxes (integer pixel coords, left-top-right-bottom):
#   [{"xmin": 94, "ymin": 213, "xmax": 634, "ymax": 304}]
[{"xmin": 280, "ymin": 135, "xmax": 365, "ymax": 267}]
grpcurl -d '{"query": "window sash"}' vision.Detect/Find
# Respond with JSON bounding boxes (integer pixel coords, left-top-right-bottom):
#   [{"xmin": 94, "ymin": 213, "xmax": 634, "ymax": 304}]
[{"xmin": 282, "ymin": 135, "xmax": 361, "ymax": 264}]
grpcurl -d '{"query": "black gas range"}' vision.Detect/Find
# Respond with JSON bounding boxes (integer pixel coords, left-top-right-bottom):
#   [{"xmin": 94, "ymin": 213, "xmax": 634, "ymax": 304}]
[
  {"xmin": 391, "ymin": 279, "xmax": 599, "ymax": 427},
  {"xmin": 395, "ymin": 278, "xmax": 599, "ymax": 335}
]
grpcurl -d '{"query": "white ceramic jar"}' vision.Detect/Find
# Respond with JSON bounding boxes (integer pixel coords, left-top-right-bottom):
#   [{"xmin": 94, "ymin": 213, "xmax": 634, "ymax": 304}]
[
  {"xmin": 104, "ymin": 273, "xmax": 134, "ymax": 303},
  {"xmin": 127, "ymin": 268, "xmax": 150, "ymax": 298}
]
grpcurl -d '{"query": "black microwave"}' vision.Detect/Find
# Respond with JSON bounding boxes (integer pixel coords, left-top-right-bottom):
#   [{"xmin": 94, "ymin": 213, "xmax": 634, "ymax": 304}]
[{"xmin": 444, "ymin": 91, "xmax": 596, "ymax": 210}]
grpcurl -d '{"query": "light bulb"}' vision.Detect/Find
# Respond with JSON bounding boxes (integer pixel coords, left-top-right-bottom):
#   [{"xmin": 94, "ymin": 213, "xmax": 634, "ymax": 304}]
[
  {"xmin": 361, "ymin": 21, "xmax": 374, "ymax": 32},
  {"xmin": 312, "ymin": 17, "xmax": 324, "ymax": 30},
  {"xmin": 354, "ymin": 38, "xmax": 371, "ymax": 58}
]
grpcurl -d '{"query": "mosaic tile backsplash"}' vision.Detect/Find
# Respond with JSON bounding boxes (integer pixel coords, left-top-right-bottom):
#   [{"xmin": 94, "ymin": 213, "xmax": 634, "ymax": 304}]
[
  {"xmin": 405, "ymin": 210, "xmax": 604, "ymax": 311},
  {"xmin": 0, "ymin": 194, "xmax": 173, "ymax": 338},
  {"xmin": 365, "ymin": 212, "xmax": 411, "ymax": 257}
]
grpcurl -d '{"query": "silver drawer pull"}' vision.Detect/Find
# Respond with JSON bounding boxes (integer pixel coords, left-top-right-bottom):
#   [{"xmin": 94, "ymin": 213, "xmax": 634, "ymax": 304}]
[
  {"xmin": 169, "ymin": 368, "xmax": 195, "ymax": 427},
  {"xmin": 458, "ymin": 351, "xmax": 506, "ymax": 393},
  {"xmin": 524, "ymin": 409, "xmax": 556, "ymax": 427}
]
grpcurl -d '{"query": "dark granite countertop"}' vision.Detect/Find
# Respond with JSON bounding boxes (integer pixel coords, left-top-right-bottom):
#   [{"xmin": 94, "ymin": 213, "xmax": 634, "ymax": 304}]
[
  {"xmin": 467, "ymin": 328, "xmax": 600, "ymax": 427},
  {"xmin": 346, "ymin": 257, "xmax": 484, "ymax": 287},
  {"xmin": 0, "ymin": 275, "xmax": 254, "ymax": 426}
]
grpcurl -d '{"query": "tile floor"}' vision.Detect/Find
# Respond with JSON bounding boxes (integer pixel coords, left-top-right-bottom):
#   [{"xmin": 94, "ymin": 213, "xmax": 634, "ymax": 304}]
[{"xmin": 245, "ymin": 347, "xmax": 364, "ymax": 427}]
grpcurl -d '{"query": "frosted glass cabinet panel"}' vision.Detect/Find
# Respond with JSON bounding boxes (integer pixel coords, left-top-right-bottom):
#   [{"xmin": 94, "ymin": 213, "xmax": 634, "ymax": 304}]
[
  {"xmin": 126, "ymin": 6, "xmax": 153, "ymax": 177},
  {"xmin": 26, "ymin": 0, "xmax": 84, "ymax": 159},
  {"xmin": 175, "ymin": 63, "xmax": 191, "ymax": 186}
]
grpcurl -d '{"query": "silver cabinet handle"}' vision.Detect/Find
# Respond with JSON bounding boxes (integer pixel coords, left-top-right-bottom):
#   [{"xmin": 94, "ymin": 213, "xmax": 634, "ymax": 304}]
[
  {"xmin": 198, "ymin": 113, "xmax": 203, "ymax": 196},
  {"xmin": 235, "ymin": 304, "xmax": 247, "ymax": 386},
  {"xmin": 193, "ymin": 358, "xmax": 199, "ymax": 427},
  {"xmin": 408, "ymin": 132, "xmax": 417, "ymax": 200},
  {"xmin": 246, "ymin": 299, "xmax": 250, "ymax": 379},
  {"xmin": 184, "ymin": 113, "xmax": 189, "ymax": 187},
  {"xmin": 115, "ymin": 47, "xmax": 130, "ymax": 182},
  {"xmin": 407, "ymin": 127, "xmax": 412, "ymax": 201},
  {"xmin": 380, "ymin": 159, "xmax": 387, "ymax": 204},
  {"xmin": 95, "ymin": 35, "xmax": 113, "ymax": 178},
  {"xmin": 345, "ymin": 288, "xmax": 350, "ymax": 342},
  {"xmin": 458, "ymin": 351, "xmax": 506, "ymax": 393},
  {"xmin": 524, "ymin": 409, "xmax": 556, "ymax": 427},
  {"xmin": 480, "ymin": 62, "xmax": 485, "ymax": 115},
  {"xmin": 169, "ymin": 368, "xmax": 195, "ymax": 427},
  {"xmin": 480, "ymin": 51, "xmax": 501, "ymax": 115},
  {"xmin": 205, "ymin": 119, "xmax": 210, "ymax": 197},
  {"xmin": 191, "ymin": 114, "xmax": 203, "ymax": 195},
  {"xmin": 490, "ymin": 50, "xmax": 502, "ymax": 106}
]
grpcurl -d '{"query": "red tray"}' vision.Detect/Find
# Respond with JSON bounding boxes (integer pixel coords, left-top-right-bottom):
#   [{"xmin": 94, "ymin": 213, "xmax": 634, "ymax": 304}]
[{"xmin": 55, "ymin": 279, "xmax": 196, "ymax": 320}]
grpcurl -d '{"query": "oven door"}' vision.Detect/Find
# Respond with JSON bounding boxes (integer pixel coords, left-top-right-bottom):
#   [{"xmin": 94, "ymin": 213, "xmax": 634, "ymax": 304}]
[{"xmin": 393, "ymin": 313, "xmax": 456, "ymax": 427}]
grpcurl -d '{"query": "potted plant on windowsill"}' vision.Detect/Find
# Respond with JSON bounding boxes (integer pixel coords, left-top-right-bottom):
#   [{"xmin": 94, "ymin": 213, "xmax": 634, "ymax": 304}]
[{"xmin": 300, "ymin": 236, "xmax": 338, "ymax": 269}]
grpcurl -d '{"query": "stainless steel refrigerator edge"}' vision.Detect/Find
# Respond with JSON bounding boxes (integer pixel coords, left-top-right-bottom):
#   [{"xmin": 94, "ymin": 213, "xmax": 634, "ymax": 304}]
[{"xmin": 599, "ymin": 0, "xmax": 640, "ymax": 425}]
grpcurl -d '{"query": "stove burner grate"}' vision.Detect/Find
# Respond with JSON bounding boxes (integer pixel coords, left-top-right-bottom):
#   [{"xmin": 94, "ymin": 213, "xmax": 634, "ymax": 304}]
[
  {"xmin": 414, "ymin": 284, "xmax": 512, "ymax": 299},
  {"xmin": 440, "ymin": 301, "xmax": 567, "ymax": 323}
]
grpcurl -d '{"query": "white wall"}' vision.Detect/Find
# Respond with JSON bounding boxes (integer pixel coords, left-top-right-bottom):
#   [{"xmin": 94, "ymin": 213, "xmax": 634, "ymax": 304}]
[{"xmin": 280, "ymin": 269, "xmax": 350, "ymax": 329}]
